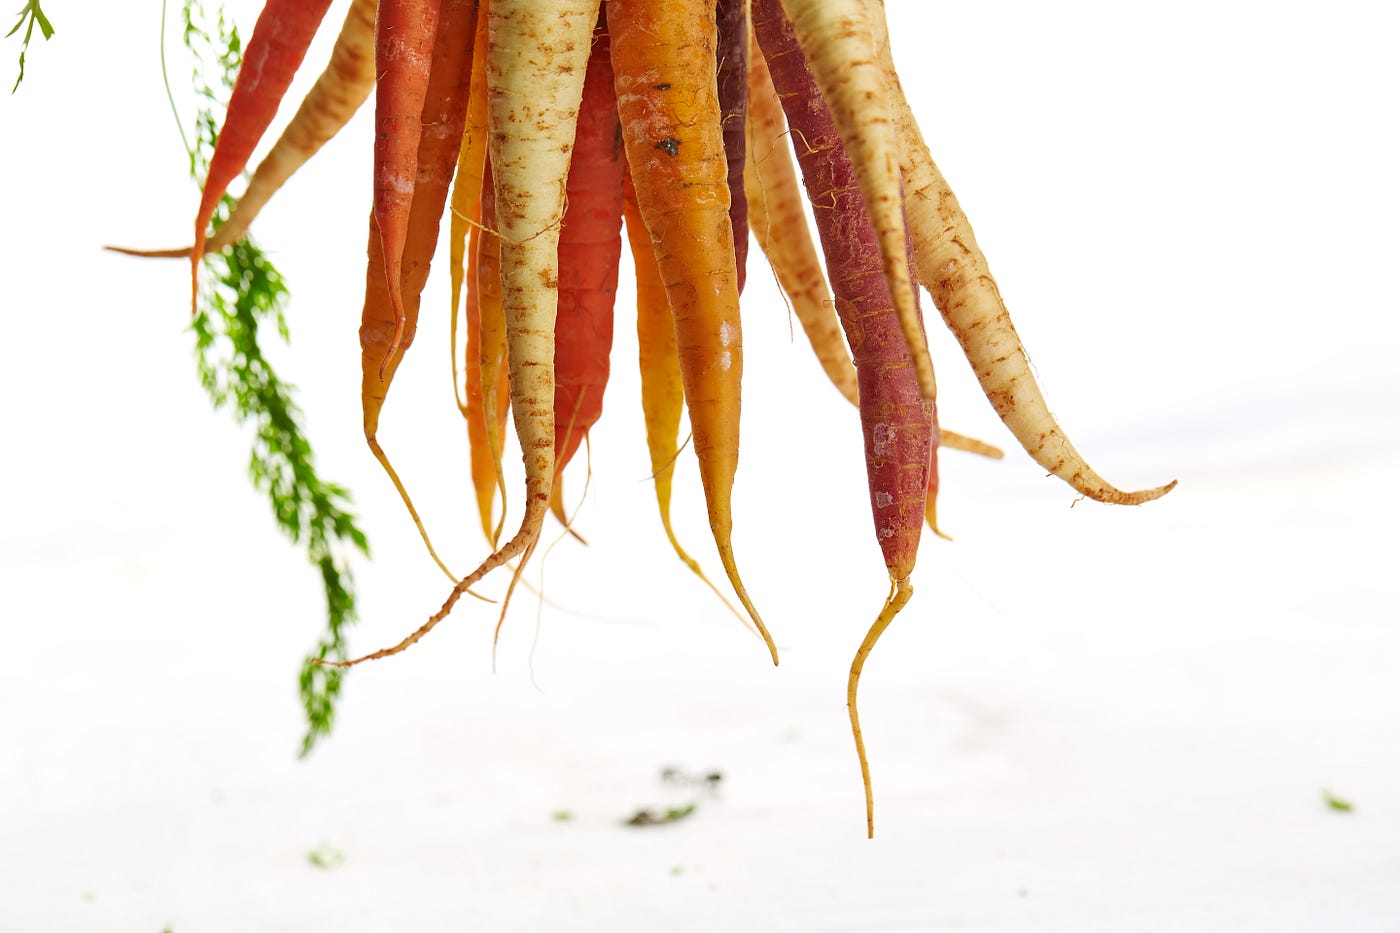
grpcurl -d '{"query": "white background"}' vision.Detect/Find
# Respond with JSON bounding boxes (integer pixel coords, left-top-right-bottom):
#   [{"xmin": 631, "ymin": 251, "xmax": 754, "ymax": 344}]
[{"xmin": 2, "ymin": 2, "xmax": 1398, "ymax": 930}]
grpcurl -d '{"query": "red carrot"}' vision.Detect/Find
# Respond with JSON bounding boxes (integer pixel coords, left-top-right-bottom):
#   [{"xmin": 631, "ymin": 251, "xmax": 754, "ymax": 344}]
[
  {"xmin": 359, "ymin": 0, "xmax": 478, "ymax": 578},
  {"xmin": 755, "ymin": 0, "xmax": 934, "ymax": 837},
  {"xmin": 191, "ymin": 0, "xmax": 334, "ymax": 308},
  {"xmin": 552, "ymin": 22, "xmax": 626, "ymax": 487},
  {"xmin": 371, "ymin": 0, "xmax": 445, "ymax": 377}
]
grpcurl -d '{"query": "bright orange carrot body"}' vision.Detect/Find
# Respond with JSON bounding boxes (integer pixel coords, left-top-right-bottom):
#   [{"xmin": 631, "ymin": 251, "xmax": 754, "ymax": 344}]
[
  {"xmin": 609, "ymin": 0, "xmax": 778, "ymax": 665},
  {"xmin": 359, "ymin": 0, "xmax": 479, "ymax": 578},
  {"xmin": 371, "ymin": 0, "xmax": 444, "ymax": 374},
  {"xmin": 474, "ymin": 159, "xmax": 513, "ymax": 546},
  {"xmin": 191, "ymin": 0, "xmax": 333, "ymax": 305}
]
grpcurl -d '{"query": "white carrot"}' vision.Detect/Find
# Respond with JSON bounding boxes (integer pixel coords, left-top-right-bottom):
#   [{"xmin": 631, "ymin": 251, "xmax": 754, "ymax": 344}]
[
  {"xmin": 325, "ymin": 0, "xmax": 604, "ymax": 667},
  {"xmin": 865, "ymin": 0, "xmax": 1175, "ymax": 505}
]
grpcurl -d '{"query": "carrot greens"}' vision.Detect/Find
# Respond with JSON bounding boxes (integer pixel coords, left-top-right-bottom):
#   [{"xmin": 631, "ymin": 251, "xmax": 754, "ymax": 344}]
[
  {"xmin": 6, "ymin": 0, "xmax": 53, "ymax": 92},
  {"xmin": 180, "ymin": 0, "xmax": 368, "ymax": 757}
]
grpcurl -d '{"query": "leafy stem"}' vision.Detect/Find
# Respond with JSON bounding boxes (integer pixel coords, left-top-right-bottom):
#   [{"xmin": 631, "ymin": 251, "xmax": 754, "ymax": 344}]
[
  {"xmin": 6, "ymin": 0, "xmax": 54, "ymax": 92},
  {"xmin": 175, "ymin": 0, "xmax": 368, "ymax": 756}
]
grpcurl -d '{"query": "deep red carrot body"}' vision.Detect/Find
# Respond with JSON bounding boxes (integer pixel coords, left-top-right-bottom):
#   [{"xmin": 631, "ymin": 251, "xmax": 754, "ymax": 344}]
[
  {"xmin": 371, "ymin": 0, "xmax": 445, "ymax": 375},
  {"xmin": 191, "ymin": 0, "xmax": 334, "ymax": 306},
  {"xmin": 716, "ymin": 0, "xmax": 750, "ymax": 295},
  {"xmin": 755, "ymin": 0, "xmax": 934, "ymax": 836},
  {"xmin": 552, "ymin": 24, "xmax": 626, "ymax": 482}
]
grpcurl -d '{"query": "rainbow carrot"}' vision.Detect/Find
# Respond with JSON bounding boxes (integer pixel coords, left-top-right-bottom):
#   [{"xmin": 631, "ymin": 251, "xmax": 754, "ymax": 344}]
[
  {"xmin": 756, "ymin": 0, "xmax": 934, "ymax": 837},
  {"xmin": 371, "ymin": 0, "xmax": 444, "ymax": 376},
  {"xmin": 190, "ymin": 0, "xmax": 334, "ymax": 306},
  {"xmin": 359, "ymin": 0, "xmax": 478, "ymax": 579},
  {"xmin": 610, "ymin": 0, "xmax": 779, "ymax": 665}
]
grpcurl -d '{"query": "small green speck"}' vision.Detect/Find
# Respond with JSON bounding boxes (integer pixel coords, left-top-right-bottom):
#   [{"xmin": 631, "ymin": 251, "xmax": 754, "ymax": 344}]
[
  {"xmin": 670, "ymin": 865, "xmax": 684, "ymax": 876},
  {"xmin": 307, "ymin": 845, "xmax": 347, "ymax": 869},
  {"xmin": 551, "ymin": 809, "xmax": 574, "ymax": 823},
  {"xmin": 1323, "ymin": 790, "xmax": 1354, "ymax": 813}
]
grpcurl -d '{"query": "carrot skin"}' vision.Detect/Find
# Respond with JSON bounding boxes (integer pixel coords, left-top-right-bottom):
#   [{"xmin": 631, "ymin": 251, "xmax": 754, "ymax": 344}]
[
  {"xmin": 552, "ymin": 22, "xmax": 626, "ymax": 478},
  {"xmin": 863, "ymin": 0, "xmax": 1174, "ymax": 505},
  {"xmin": 372, "ymin": 0, "xmax": 445, "ymax": 375},
  {"xmin": 212, "ymin": 0, "xmax": 378, "ymax": 254},
  {"xmin": 775, "ymin": 0, "xmax": 934, "ymax": 401},
  {"xmin": 609, "ymin": 0, "xmax": 779, "ymax": 665},
  {"xmin": 756, "ymin": 0, "xmax": 933, "ymax": 835},
  {"xmin": 191, "ymin": 0, "xmax": 334, "ymax": 305},
  {"xmin": 358, "ymin": 0, "xmax": 479, "ymax": 579},
  {"xmin": 755, "ymin": 0, "xmax": 931, "ymax": 581},
  {"xmin": 716, "ymin": 0, "xmax": 750, "ymax": 295},
  {"xmin": 449, "ymin": 0, "xmax": 493, "ymax": 420},
  {"xmin": 743, "ymin": 35, "xmax": 859, "ymax": 406}
]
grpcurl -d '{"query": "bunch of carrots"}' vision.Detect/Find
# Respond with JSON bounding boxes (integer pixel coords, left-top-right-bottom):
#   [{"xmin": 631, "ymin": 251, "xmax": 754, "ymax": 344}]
[{"xmin": 119, "ymin": 0, "xmax": 1173, "ymax": 836}]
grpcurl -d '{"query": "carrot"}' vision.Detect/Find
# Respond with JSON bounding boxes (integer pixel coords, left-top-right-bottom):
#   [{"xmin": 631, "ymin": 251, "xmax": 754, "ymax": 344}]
[
  {"xmin": 745, "ymin": 29, "xmax": 1004, "ymax": 464},
  {"xmin": 624, "ymin": 174, "xmax": 747, "ymax": 625},
  {"xmin": 190, "ymin": 0, "xmax": 334, "ymax": 306},
  {"xmin": 743, "ymin": 34, "xmax": 858, "ymax": 406},
  {"xmin": 609, "ymin": 0, "xmax": 779, "ymax": 665},
  {"xmin": 864, "ymin": 0, "xmax": 1175, "ymax": 506},
  {"xmin": 551, "ymin": 21, "xmax": 625, "ymax": 488},
  {"xmin": 716, "ymin": 0, "xmax": 750, "ymax": 295},
  {"xmin": 327, "ymin": 0, "xmax": 603, "ymax": 667},
  {"xmin": 775, "ymin": 0, "xmax": 935, "ymax": 402},
  {"xmin": 755, "ymin": 0, "xmax": 934, "ymax": 836},
  {"xmin": 359, "ymin": 0, "xmax": 479, "ymax": 580},
  {"xmin": 209, "ymin": 0, "xmax": 378, "ymax": 253},
  {"xmin": 371, "ymin": 0, "xmax": 444, "ymax": 377},
  {"xmin": 109, "ymin": 0, "xmax": 376, "ymax": 262},
  {"xmin": 449, "ymin": 0, "xmax": 492, "ymax": 423},
  {"xmin": 462, "ymin": 221, "xmax": 499, "ymax": 542},
  {"xmin": 475, "ymin": 159, "xmax": 514, "ymax": 546}
]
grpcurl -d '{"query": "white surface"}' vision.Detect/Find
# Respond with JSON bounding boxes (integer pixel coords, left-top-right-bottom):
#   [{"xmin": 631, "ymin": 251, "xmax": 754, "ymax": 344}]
[{"xmin": 2, "ymin": 2, "xmax": 1398, "ymax": 930}]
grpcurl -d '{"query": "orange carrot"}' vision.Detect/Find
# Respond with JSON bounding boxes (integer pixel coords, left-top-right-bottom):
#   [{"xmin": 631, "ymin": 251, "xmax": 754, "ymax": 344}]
[
  {"xmin": 327, "ymin": 0, "xmax": 602, "ymax": 667},
  {"xmin": 359, "ymin": 0, "xmax": 479, "ymax": 579},
  {"xmin": 756, "ymin": 0, "xmax": 933, "ymax": 836},
  {"xmin": 625, "ymin": 174, "xmax": 745, "ymax": 623},
  {"xmin": 462, "ymin": 220, "xmax": 499, "ymax": 543},
  {"xmin": 475, "ymin": 159, "xmax": 513, "ymax": 546},
  {"xmin": 609, "ymin": 0, "xmax": 779, "ymax": 665},
  {"xmin": 371, "ymin": 0, "xmax": 444, "ymax": 376},
  {"xmin": 190, "ymin": 0, "xmax": 334, "ymax": 306},
  {"xmin": 449, "ymin": 0, "xmax": 492, "ymax": 422}
]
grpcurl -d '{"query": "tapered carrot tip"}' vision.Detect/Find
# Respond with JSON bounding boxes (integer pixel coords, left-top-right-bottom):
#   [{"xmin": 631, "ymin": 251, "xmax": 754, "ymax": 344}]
[
  {"xmin": 848, "ymin": 574, "xmax": 913, "ymax": 839},
  {"xmin": 102, "ymin": 244, "xmax": 194, "ymax": 259},
  {"xmin": 717, "ymin": 544, "xmax": 779, "ymax": 666},
  {"xmin": 1083, "ymin": 477, "xmax": 1178, "ymax": 506}
]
